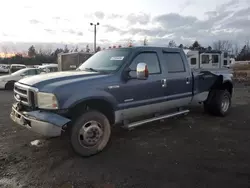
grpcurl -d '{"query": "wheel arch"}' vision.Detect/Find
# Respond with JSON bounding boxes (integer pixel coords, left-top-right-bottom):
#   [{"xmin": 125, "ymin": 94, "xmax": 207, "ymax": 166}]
[
  {"xmin": 5, "ymin": 80, "xmax": 16, "ymax": 90},
  {"xmin": 210, "ymin": 75, "xmax": 233, "ymax": 95},
  {"xmin": 68, "ymin": 98, "xmax": 116, "ymax": 125}
]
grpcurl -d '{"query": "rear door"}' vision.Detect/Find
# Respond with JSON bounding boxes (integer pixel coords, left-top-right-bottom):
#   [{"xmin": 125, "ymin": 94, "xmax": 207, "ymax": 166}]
[{"xmin": 160, "ymin": 51, "xmax": 193, "ymax": 108}]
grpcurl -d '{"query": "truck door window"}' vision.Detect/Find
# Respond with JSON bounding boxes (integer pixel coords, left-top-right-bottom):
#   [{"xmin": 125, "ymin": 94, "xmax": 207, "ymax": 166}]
[
  {"xmin": 201, "ymin": 55, "xmax": 209, "ymax": 64},
  {"xmin": 163, "ymin": 52, "xmax": 185, "ymax": 73},
  {"xmin": 129, "ymin": 52, "xmax": 161, "ymax": 74},
  {"xmin": 191, "ymin": 58, "xmax": 196, "ymax": 65}
]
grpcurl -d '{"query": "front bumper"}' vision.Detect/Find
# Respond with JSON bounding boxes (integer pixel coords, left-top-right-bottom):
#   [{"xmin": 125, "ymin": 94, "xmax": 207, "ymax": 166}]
[{"xmin": 10, "ymin": 103, "xmax": 71, "ymax": 137}]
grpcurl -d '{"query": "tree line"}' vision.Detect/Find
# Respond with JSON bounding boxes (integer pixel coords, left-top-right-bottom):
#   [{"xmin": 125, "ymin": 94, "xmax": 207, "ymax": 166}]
[
  {"xmin": 0, "ymin": 44, "xmax": 98, "ymax": 65},
  {"xmin": 1, "ymin": 39, "xmax": 250, "ymax": 65}
]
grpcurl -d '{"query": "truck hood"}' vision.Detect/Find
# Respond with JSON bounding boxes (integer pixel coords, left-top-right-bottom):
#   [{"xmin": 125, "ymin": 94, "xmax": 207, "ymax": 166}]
[{"xmin": 18, "ymin": 71, "xmax": 107, "ymax": 88}]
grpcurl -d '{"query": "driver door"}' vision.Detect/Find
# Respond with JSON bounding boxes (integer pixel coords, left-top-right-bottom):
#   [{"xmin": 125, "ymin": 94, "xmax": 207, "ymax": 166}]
[{"xmin": 117, "ymin": 50, "xmax": 165, "ymax": 120}]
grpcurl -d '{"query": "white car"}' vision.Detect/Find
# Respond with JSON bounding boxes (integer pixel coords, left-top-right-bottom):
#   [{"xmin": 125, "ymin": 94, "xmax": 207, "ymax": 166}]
[
  {"xmin": 0, "ymin": 65, "xmax": 9, "ymax": 73},
  {"xmin": 0, "ymin": 68, "xmax": 41, "ymax": 90}
]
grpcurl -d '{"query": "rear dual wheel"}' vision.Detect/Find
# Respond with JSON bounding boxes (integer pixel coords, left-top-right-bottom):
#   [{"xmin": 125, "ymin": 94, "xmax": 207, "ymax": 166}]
[{"xmin": 204, "ymin": 89, "xmax": 231, "ymax": 116}]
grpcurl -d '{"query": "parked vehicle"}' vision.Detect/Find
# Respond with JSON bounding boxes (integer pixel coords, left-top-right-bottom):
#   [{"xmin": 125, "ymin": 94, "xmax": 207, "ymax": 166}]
[
  {"xmin": 184, "ymin": 49, "xmax": 230, "ymax": 69},
  {"xmin": 10, "ymin": 47, "xmax": 233, "ymax": 157},
  {"xmin": 0, "ymin": 64, "xmax": 9, "ymax": 73},
  {"xmin": 38, "ymin": 64, "xmax": 58, "ymax": 73},
  {"xmin": 9, "ymin": 64, "xmax": 27, "ymax": 74},
  {"xmin": 0, "ymin": 68, "xmax": 41, "ymax": 90},
  {"xmin": 57, "ymin": 52, "xmax": 93, "ymax": 71}
]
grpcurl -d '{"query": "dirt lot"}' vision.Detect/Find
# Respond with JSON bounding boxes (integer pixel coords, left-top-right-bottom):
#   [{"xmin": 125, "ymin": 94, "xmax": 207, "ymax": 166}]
[{"xmin": 1, "ymin": 84, "xmax": 250, "ymax": 188}]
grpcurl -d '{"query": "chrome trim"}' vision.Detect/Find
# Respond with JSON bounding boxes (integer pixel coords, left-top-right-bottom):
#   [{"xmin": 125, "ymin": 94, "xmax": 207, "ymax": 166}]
[
  {"xmin": 10, "ymin": 105, "xmax": 62, "ymax": 137},
  {"xmin": 14, "ymin": 95, "xmax": 29, "ymax": 105},
  {"xmin": 14, "ymin": 82, "xmax": 39, "ymax": 107},
  {"xmin": 124, "ymin": 109, "xmax": 190, "ymax": 129},
  {"xmin": 14, "ymin": 89, "xmax": 27, "ymax": 97}
]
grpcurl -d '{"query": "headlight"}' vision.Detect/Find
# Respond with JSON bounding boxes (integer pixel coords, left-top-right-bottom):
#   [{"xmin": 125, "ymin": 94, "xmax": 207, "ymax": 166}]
[{"xmin": 37, "ymin": 92, "xmax": 58, "ymax": 109}]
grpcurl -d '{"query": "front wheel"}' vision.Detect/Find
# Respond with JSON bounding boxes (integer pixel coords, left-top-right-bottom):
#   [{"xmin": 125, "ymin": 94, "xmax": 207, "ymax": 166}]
[{"xmin": 70, "ymin": 110, "xmax": 111, "ymax": 157}]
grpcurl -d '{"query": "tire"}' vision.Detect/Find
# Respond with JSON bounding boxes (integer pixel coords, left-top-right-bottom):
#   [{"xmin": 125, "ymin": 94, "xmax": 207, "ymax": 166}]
[
  {"xmin": 70, "ymin": 110, "xmax": 111, "ymax": 157},
  {"xmin": 5, "ymin": 81, "xmax": 15, "ymax": 90},
  {"xmin": 204, "ymin": 101, "xmax": 212, "ymax": 114},
  {"xmin": 203, "ymin": 90, "xmax": 216, "ymax": 114},
  {"xmin": 204, "ymin": 90, "xmax": 231, "ymax": 116}
]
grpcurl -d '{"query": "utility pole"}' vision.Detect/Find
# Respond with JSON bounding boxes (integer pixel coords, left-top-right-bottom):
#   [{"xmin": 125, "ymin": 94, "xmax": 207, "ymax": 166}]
[{"xmin": 90, "ymin": 22, "xmax": 100, "ymax": 52}]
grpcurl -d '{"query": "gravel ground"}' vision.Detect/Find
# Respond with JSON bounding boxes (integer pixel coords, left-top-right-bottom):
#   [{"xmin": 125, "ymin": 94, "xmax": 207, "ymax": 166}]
[{"xmin": 1, "ymin": 84, "xmax": 250, "ymax": 188}]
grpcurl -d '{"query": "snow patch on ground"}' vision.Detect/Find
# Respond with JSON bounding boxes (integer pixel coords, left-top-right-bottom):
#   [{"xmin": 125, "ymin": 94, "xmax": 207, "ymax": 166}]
[{"xmin": 30, "ymin": 139, "xmax": 45, "ymax": 147}]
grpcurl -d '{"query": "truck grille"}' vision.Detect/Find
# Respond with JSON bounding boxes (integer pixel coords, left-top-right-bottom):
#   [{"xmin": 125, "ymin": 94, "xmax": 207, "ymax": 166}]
[{"xmin": 14, "ymin": 82, "xmax": 37, "ymax": 107}]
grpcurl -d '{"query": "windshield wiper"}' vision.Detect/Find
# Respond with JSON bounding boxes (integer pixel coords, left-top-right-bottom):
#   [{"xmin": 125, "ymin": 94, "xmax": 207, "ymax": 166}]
[{"xmin": 83, "ymin": 68, "xmax": 99, "ymax": 72}]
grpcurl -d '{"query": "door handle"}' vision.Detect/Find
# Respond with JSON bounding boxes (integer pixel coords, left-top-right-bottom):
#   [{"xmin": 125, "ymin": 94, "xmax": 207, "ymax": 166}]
[
  {"xmin": 186, "ymin": 77, "xmax": 190, "ymax": 84},
  {"xmin": 161, "ymin": 79, "xmax": 167, "ymax": 87}
]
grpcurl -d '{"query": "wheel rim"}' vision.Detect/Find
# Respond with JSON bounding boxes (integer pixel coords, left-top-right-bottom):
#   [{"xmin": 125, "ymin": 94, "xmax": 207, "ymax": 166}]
[
  {"xmin": 221, "ymin": 95, "xmax": 230, "ymax": 112},
  {"xmin": 78, "ymin": 120, "xmax": 104, "ymax": 147}
]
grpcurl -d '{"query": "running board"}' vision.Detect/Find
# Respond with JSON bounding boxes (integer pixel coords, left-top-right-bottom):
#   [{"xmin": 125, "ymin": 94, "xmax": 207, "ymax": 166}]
[{"xmin": 123, "ymin": 110, "xmax": 190, "ymax": 129}]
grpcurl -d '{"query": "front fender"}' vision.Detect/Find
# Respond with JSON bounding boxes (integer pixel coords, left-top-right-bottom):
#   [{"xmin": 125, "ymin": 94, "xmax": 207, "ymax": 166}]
[{"xmin": 61, "ymin": 89, "xmax": 118, "ymax": 109}]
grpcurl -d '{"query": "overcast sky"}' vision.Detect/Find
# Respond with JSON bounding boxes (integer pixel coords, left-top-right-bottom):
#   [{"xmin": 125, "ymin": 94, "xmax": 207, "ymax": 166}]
[{"xmin": 0, "ymin": 0, "xmax": 249, "ymax": 51}]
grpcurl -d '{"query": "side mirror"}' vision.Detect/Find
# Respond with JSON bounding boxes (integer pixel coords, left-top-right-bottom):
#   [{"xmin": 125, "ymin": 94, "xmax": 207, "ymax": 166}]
[
  {"xmin": 136, "ymin": 62, "xmax": 149, "ymax": 80},
  {"xmin": 20, "ymin": 73, "xmax": 25, "ymax": 76}
]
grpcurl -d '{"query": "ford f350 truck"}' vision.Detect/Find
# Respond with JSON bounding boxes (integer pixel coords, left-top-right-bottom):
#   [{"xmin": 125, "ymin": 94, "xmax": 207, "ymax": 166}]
[{"xmin": 10, "ymin": 47, "xmax": 233, "ymax": 157}]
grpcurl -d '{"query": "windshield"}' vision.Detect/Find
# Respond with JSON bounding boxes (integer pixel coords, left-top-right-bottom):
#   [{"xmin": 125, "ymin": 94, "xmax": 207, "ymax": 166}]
[{"xmin": 78, "ymin": 49, "xmax": 130, "ymax": 73}]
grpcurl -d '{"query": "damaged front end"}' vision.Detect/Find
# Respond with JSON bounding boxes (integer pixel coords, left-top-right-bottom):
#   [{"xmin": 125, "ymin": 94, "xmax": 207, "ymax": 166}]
[
  {"xmin": 10, "ymin": 82, "xmax": 71, "ymax": 137},
  {"xmin": 10, "ymin": 102, "xmax": 71, "ymax": 137}
]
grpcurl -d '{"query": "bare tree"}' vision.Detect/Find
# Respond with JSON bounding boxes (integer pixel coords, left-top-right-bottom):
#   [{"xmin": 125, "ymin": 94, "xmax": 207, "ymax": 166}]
[
  {"xmin": 231, "ymin": 42, "xmax": 239, "ymax": 57},
  {"xmin": 85, "ymin": 45, "xmax": 90, "ymax": 53},
  {"xmin": 213, "ymin": 40, "xmax": 232, "ymax": 51},
  {"xmin": 245, "ymin": 39, "xmax": 250, "ymax": 50},
  {"xmin": 2, "ymin": 46, "xmax": 8, "ymax": 58},
  {"xmin": 96, "ymin": 46, "xmax": 101, "ymax": 52},
  {"xmin": 38, "ymin": 48, "xmax": 53, "ymax": 56},
  {"xmin": 11, "ymin": 46, "xmax": 17, "ymax": 54},
  {"xmin": 168, "ymin": 40, "xmax": 177, "ymax": 48},
  {"xmin": 28, "ymin": 45, "xmax": 36, "ymax": 57},
  {"xmin": 127, "ymin": 39, "xmax": 134, "ymax": 47},
  {"xmin": 143, "ymin": 37, "xmax": 148, "ymax": 46}
]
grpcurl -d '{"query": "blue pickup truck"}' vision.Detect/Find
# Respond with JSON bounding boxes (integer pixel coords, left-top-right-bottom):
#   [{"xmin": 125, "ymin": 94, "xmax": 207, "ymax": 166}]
[{"xmin": 10, "ymin": 47, "xmax": 233, "ymax": 157}]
